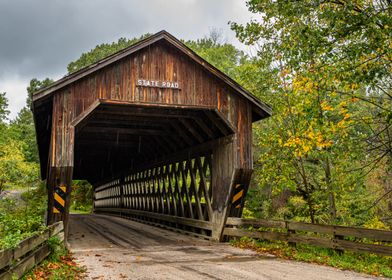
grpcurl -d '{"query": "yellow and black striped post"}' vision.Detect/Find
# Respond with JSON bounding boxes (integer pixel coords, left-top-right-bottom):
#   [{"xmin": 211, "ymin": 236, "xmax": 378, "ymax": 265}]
[
  {"xmin": 53, "ymin": 184, "xmax": 66, "ymax": 214},
  {"xmin": 231, "ymin": 183, "xmax": 245, "ymax": 209},
  {"xmin": 228, "ymin": 169, "xmax": 252, "ymax": 218}
]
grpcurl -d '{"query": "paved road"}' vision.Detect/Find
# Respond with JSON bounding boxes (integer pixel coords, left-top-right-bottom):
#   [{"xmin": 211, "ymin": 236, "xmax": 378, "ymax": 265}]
[{"xmin": 69, "ymin": 214, "xmax": 384, "ymax": 280}]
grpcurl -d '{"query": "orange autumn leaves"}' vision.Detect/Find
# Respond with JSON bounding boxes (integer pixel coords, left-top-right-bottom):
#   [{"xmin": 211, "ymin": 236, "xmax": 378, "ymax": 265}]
[{"xmin": 26, "ymin": 254, "xmax": 85, "ymax": 280}]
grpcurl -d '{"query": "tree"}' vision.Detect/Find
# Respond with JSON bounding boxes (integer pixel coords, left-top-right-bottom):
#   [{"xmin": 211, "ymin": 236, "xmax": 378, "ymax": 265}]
[
  {"xmin": 0, "ymin": 92, "xmax": 39, "ymax": 193},
  {"xmin": 0, "ymin": 140, "xmax": 39, "ymax": 192},
  {"xmin": 0, "ymin": 92, "xmax": 9, "ymax": 123},
  {"xmin": 0, "ymin": 92, "xmax": 9, "ymax": 193},
  {"xmin": 27, "ymin": 78, "xmax": 54, "ymax": 109},
  {"xmin": 231, "ymin": 0, "xmax": 392, "ymax": 161},
  {"xmin": 8, "ymin": 78, "xmax": 55, "ymax": 164},
  {"xmin": 0, "ymin": 92, "xmax": 9, "ymax": 146},
  {"xmin": 71, "ymin": 180, "xmax": 93, "ymax": 213},
  {"xmin": 230, "ymin": 0, "xmax": 391, "ymax": 225},
  {"xmin": 184, "ymin": 29, "xmax": 248, "ymax": 78},
  {"xmin": 67, "ymin": 34, "xmax": 152, "ymax": 74},
  {"xmin": 9, "ymin": 107, "xmax": 39, "ymax": 163},
  {"xmin": 66, "ymin": 30, "xmax": 247, "ymax": 80}
]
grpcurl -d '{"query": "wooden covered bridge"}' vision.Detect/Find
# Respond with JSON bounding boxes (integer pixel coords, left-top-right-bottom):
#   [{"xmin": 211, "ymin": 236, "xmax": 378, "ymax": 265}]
[{"xmin": 32, "ymin": 31, "xmax": 271, "ymax": 241}]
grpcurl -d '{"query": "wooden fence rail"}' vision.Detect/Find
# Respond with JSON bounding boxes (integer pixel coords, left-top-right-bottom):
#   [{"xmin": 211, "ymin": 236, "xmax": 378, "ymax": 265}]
[
  {"xmin": 0, "ymin": 222, "xmax": 64, "ymax": 280},
  {"xmin": 223, "ymin": 218, "xmax": 392, "ymax": 256}
]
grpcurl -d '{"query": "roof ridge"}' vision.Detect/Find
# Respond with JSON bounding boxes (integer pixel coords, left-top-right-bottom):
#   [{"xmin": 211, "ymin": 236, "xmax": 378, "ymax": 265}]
[{"xmin": 32, "ymin": 30, "xmax": 271, "ymax": 117}]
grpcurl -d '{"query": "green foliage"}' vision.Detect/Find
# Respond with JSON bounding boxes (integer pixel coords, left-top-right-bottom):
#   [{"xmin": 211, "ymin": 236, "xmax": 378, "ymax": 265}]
[
  {"xmin": 184, "ymin": 30, "xmax": 248, "ymax": 78},
  {"xmin": 0, "ymin": 88, "xmax": 44, "ymax": 250},
  {"xmin": 0, "ymin": 140, "xmax": 39, "ymax": 191},
  {"xmin": 70, "ymin": 180, "xmax": 93, "ymax": 213},
  {"xmin": 9, "ymin": 107, "xmax": 40, "ymax": 163},
  {"xmin": 67, "ymin": 30, "xmax": 246, "ymax": 80},
  {"xmin": 0, "ymin": 185, "xmax": 47, "ymax": 249},
  {"xmin": 1, "ymin": 11, "xmax": 389, "ymax": 262},
  {"xmin": 67, "ymin": 34, "xmax": 152, "ymax": 74},
  {"xmin": 231, "ymin": 0, "xmax": 392, "ymax": 226},
  {"xmin": 0, "ymin": 94, "xmax": 40, "ymax": 192},
  {"xmin": 234, "ymin": 238, "xmax": 392, "ymax": 278},
  {"xmin": 27, "ymin": 78, "xmax": 54, "ymax": 108},
  {"xmin": 0, "ymin": 92, "xmax": 9, "ymax": 123},
  {"xmin": 47, "ymin": 236, "xmax": 67, "ymax": 262}
]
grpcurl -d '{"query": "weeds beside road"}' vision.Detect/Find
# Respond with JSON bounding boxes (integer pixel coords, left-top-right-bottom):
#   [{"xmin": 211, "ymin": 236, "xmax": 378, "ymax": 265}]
[{"xmin": 232, "ymin": 237, "xmax": 392, "ymax": 278}]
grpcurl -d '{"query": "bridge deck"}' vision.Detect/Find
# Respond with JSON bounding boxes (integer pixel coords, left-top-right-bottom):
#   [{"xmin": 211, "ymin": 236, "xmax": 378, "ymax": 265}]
[{"xmin": 69, "ymin": 214, "xmax": 376, "ymax": 280}]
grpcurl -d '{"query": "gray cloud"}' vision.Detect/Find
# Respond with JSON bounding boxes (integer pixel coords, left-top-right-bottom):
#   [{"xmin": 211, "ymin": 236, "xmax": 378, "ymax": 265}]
[{"xmin": 0, "ymin": 0, "xmax": 253, "ymax": 118}]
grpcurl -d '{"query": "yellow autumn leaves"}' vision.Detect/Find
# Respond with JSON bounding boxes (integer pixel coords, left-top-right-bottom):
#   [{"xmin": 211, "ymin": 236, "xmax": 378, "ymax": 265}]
[
  {"xmin": 279, "ymin": 74, "xmax": 355, "ymax": 157},
  {"xmin": 283, "ymin": 128, "xmax": 334, "ymax": 157}
]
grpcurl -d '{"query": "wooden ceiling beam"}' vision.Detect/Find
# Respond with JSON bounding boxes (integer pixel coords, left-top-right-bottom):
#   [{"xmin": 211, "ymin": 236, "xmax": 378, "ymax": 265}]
[
  {"xmin": 169, "ymin": 121, "xmax": 195, "ymax": 146},
  {"xmin": 81, "ymin": 126, "xmax": 169, "ymax": 136},
  {"xmin": 178, "ymin": 118, "xmax": 205, "ymax": 144},
  {"xmin": 193, "ymin": 118, "xmax": 215, "ymax": 140},
  {"xmin": 204, "ymin": 111, "xmax": 231, "ymax": 136}
]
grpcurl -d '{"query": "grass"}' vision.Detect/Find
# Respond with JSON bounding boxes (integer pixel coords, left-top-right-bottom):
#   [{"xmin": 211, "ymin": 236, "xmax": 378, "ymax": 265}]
[
  {"xmin": 69, "ymin": 203, "xmax": 92, "ymax": 215},
  {"xmin": 232, "ymin": 237, "xmax": 392, "ymax": 278},
  {"xmin": 69, "ymin": 208, "xmax": 91, "ymax": 214}
]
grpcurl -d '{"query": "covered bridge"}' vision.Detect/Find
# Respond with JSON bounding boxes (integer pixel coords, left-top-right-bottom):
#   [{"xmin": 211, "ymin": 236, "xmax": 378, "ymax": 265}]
[{"xmin": 32, "ymin": 30, "xmax": 271, "ymax": 241}]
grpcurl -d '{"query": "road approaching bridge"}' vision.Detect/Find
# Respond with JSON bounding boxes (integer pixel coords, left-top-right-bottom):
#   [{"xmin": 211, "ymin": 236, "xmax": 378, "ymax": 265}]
[{"xmin": 69, "ymin": 214, "xmax": 382, "ymax": 280}]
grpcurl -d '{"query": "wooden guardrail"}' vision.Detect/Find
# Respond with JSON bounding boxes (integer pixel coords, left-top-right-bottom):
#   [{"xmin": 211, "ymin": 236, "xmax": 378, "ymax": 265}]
[
  {"xmin": 0, "ymin": 222, "xmax": 64, "ymax": 280},
  {"xmin": 223, "ymin": 218, "xmax": 392, "ymax": 256}
]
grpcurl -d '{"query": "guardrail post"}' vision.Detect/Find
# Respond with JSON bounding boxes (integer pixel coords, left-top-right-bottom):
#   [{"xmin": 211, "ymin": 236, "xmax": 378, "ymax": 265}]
[
  {"xmin": 333, "ymin": 228, "xmax": 344, "ymax": 255},
  {"xmin": 286, "ymin": 221, "xmax": 297, "ymax": 248}
]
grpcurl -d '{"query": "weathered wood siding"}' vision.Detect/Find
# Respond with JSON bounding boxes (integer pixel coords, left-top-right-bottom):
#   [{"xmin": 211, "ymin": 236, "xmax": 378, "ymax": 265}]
[{"xmin": 49, "ymin": 41, "xmax": 253, "ymax": 170}]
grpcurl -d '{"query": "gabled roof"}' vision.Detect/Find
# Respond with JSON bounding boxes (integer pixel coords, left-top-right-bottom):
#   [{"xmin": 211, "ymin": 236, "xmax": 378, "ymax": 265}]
[{"xmin": 32, "ymin": 30, "xmax": 271, "ymax": 119}]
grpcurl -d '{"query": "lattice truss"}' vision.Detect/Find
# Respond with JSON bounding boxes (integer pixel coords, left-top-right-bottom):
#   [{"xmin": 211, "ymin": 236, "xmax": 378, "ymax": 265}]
[{"xmin": 94, "ymin": 154, "xmax": 213, "ymax": 224}]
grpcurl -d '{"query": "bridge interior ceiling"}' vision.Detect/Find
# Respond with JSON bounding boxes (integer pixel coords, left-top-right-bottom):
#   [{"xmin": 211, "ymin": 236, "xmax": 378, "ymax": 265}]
[{"xmin": 73, "ymin": 102, "xmax": 235, "ymax": 184}]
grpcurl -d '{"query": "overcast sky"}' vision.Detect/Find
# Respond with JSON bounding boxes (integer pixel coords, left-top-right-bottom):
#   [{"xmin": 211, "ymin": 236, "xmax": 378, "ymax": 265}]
[{"xmin": 0, "ymin": 0, "xmax": 254, "ymax": 119}]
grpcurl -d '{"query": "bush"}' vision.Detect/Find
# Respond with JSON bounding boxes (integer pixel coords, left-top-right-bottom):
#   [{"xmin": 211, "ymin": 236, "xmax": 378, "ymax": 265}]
[{"xmin": 0, "ymin": 185, "xmax": 46, "ymax": 249}]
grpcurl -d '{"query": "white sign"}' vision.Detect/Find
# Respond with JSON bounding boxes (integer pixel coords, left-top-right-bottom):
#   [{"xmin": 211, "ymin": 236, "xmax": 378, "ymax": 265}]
[{"xmin": 137, "ymin": 79, "xmax": 180, "ymax": 89}]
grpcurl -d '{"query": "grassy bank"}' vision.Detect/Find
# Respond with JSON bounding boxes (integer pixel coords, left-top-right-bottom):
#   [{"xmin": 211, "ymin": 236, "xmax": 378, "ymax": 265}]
[{"xmin": 232, "ymin": 237, "xmax": 392, "ymax": 278}]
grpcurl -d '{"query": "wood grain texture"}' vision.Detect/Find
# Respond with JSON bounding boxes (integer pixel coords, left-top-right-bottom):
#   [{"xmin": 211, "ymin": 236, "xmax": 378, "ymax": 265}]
[
  {"xmin": 34, "ymin": 33, "xmax": 268, "ymax": 237},
  {"xmin": 0, "ymin": 222, "xmax": 63, "ymax": 279},
  {"xmin": 223, "ymin": 218, "xmax": 392, "ymax": 256}
]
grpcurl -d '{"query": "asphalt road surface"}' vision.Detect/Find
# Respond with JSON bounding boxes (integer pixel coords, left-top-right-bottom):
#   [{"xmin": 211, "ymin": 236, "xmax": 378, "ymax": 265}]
[{"xmin": 68, "ymin": 214, "xmax": 385, "ymax": 280}]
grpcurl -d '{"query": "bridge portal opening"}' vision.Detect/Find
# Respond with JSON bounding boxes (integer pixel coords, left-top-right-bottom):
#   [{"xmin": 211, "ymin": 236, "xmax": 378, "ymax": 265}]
[{"xmin": 73, "ymin": 101, "xmax": 234, "ymax": 237}]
